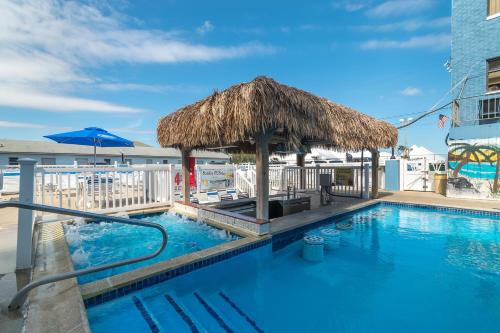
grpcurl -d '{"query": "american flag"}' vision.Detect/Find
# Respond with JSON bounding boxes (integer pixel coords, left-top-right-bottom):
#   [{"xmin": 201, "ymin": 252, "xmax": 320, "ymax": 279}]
[{"xmin": 438, "ymin": 114, "xmax": 449, "ymax": 128}]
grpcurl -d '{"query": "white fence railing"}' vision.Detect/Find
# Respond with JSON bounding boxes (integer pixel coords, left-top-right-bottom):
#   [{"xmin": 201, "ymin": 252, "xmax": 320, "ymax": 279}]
[
  {"xmin": 236, "ymin": 164, "xmax": 372, "ymax": 198},
  {"xmin": 235, "ymin": 169, "xmax": 256, "ymax": 197},
  {"xmin": 34, "ymin": 164, "xmax": 172, "ymax": 214}
]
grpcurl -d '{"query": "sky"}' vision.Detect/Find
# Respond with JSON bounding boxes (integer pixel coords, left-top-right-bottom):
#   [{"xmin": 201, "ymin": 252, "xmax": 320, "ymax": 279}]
[{"xmin": 0, "ymin": 0, "xmax": 452, "ymax": 154}]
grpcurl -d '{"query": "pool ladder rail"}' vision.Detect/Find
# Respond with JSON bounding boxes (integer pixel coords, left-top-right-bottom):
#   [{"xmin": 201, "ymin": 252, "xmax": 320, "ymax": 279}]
[{"xmin": 0, "ymin": 201, "xmax": 168, "ymax": 311}]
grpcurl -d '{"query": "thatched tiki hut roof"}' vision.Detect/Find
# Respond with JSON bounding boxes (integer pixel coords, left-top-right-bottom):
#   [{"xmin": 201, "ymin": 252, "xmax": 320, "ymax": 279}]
[
  {"xmin": 157, "ymin": 76, "xmax": 397, "ymax": 152},
  {"xmin": 157, "ymin": 76, "xmax": 397, "ymax": 220}
]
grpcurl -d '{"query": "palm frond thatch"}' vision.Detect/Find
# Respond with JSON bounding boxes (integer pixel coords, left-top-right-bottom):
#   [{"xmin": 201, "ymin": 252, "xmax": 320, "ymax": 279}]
[{"xmin": 157, "ymin": 76, "xmax": 398, "ymax": 152}]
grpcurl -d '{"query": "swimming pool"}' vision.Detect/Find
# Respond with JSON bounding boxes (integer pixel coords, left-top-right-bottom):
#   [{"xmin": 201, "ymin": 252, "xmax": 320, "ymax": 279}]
[
  {"xmin": 86, "ymin": 203, "xmax": 500, "ymax": 332},
  {"xmin": 65, "ymin": 212, "xmax": 240, "ymax": 284}
]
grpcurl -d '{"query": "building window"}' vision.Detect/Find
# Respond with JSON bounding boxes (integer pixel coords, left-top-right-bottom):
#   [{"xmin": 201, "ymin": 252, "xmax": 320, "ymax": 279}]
[
  {"xmin": 41, "ymin": 158, "xmax": 56, "ymax": 165},
  {"xmin": 8, "ymin": 157, "xmax": 18, "ymax": 165},
  {"xmin": 479, "ymin": 96, "xmax": 500, "ymax": 121},
  {"xmin": 75, "ymin": 158, "xmax": 88, "ymax": 165},
  {"xmin": 146, "ymin": 159, "xmax": 153, "ymax": 164},
  {"xmin": 124, "ymin": 159, "xmax": 133, "ymax": 165},
  {"xmin": 488, "ymin": 57, "xmax": 500, "ymax": 92},
  {"xmin": 489, "ymin": 0, "xmax": 500, "ymax": 16},
  {"xmin": 162, "ymin": 160, "xmax": 169, "ymax": 164},
  {"xmin": 104, "ymin": 158, "xmax": 111, "ymax": 165}
]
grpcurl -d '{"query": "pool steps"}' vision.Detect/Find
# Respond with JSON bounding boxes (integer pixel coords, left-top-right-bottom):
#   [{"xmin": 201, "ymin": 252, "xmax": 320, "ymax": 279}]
[{"xmin": 134, "ymin": 291, "xmax": 261, "ymax": 332}]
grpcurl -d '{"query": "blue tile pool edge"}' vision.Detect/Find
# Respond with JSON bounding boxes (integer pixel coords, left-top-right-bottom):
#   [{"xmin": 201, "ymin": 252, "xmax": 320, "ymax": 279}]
[
  {"xmin": 82, "ymin": 200, "xmax": 500, "ymax": 309},
  {"xmin": 83, "ymin": 237, "xmax": 272, "ymax": 309},
  {"xmin": 272, "ymin": 200, "xmax": 500, "ymax": 251},
  {"xmin": 379, "ymin": 201, "xmax": 500, "ymax": 217}
]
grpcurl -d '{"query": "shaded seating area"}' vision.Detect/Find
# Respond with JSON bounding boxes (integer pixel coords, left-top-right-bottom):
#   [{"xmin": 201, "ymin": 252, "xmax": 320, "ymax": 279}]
[{"xmin": 157, "ymin": 76, "xmax": 397, "ymax": 222}]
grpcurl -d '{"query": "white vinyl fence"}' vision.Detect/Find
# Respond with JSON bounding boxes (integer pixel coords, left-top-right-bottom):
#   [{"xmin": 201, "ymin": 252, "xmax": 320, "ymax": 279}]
[
  {"xmin": 34, "ymin": 164, "xmax": 173, "ymax": 214},
  {"xmin": 235, "ymin": 169, "xmax": 256, "ymax": 197},
  {"xmin": 277, "ymin": 165, "xmax": 365, "ymax": 197}
]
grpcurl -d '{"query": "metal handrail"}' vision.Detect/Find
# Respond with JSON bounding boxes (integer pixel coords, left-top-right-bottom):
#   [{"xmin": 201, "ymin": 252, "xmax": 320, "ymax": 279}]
[{"xmin": 2, "ymin": 201, "xmax": 168, "ymax": 311}]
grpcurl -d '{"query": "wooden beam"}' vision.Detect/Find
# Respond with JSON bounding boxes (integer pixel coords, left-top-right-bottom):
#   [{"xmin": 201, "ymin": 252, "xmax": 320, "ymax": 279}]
[
  {"xmin": 255, "ymin": 131, "xmax": 273, "ymax": 222},
  {"xmin": 371, "ymin": 149, "xmax": 380, "ymax": 199},
  {"xmin": 296, "ymin": 154, "xmax": 306, "ymax": 189},
  {"xmin": 181, "ymin": 149, "xmax": 191, "ymax": 204}
]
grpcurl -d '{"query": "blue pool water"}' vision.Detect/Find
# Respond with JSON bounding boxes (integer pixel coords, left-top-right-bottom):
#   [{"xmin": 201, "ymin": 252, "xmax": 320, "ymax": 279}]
[
  {"xmin": 87, "ymin": 204, "xmax": 500, "ymax": 332},
  {"xmin": 65, "ymin": 213, "xmax": 240, "ymax": 284}
]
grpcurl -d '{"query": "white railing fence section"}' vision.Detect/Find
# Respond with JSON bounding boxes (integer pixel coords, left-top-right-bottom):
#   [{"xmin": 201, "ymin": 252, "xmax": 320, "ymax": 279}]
[
  {"xmin": 237, "ymin": 164, "xmax": 375, "ymax": 198},
  {"xmin": 34, "ymin": 164, "xmax": 172, "ymax": 214},
  {"xmin": 235, "ymin": 169, "xmax": 256, "ymax": 197}
]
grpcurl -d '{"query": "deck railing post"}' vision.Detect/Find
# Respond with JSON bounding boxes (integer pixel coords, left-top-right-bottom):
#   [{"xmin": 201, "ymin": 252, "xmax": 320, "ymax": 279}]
[
  {"xmin": 16, "ymin": 158, "xmax": 37, "ymax": 270},
  {"xmin": 315, "ymin": 165, "xmax": 320, "ymax": 191},
  {"xmin": 363, "ymin": 163, "xmax": 370, "ymax": 199}
]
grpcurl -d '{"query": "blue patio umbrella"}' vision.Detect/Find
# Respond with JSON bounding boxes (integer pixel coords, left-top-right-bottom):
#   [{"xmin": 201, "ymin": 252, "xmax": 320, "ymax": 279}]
[{"xmin": 44, "ymin": 127, "xmax": 134, "ymax": 166}]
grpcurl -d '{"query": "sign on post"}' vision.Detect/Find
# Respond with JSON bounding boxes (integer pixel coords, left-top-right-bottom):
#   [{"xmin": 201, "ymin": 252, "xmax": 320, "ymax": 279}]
[
  {"xmin": 197, "ymin": 165, "xmax": 235, "ymax": 191},
  {"xmin": 335, "ymin": 168, "xmax": 354, "ymax": 186}
]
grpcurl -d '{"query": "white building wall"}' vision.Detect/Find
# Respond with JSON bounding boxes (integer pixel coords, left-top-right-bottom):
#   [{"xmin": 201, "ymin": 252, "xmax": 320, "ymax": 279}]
[{"xmin": 0, "ymin": 153, "xmax": 227, "ymax": 166}]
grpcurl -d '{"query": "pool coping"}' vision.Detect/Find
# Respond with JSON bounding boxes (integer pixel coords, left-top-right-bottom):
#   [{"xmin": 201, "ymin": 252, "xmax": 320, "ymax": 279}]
[
  {"xmin": 173, "ymin": 202, "xmax": 270, "ymax": 235},
  {"xmin": 80, "ymin": 235, "xmax": 272, "ymax": 307},
  {"xmin": 377, "ymin": 198, "xmax": 500, "ymax": 217},
  {"xmin": 24, "ymin": 221, "xmax": 92, "ymax": 333}
]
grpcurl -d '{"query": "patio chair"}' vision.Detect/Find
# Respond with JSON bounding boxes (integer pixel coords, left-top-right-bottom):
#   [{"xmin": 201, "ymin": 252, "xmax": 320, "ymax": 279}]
[
  {"xmin": 226, "ymin": 188, "xmax": 237, "ymax": 200},
  {"xmin": 219, "ymin": 193, "xmax": 234, "ymax": 201},
  {"xmin": 81, "ymin": 175, "xmax": 114, "ymax": 208},
  {"xmin": 206, "ymin": 191, "xmax": 220, "ymax": 203},
  {"xmin": 238, "ymin": 191, "xmax": 249, "ymax": 199}
]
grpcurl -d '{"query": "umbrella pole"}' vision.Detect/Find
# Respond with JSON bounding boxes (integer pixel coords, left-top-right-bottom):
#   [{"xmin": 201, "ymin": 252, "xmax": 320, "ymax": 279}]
[{"xmin": 93, "ymin": 141, "xmax": 97, "ymax": 167}]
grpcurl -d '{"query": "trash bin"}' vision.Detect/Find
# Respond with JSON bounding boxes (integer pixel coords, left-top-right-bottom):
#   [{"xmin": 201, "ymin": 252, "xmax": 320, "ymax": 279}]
[{"xmin": 434, "ymin": 173, "xmax": 447, "ymax": 195}]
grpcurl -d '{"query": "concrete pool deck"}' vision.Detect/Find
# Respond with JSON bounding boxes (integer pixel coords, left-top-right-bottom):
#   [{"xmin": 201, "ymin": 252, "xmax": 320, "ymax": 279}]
[
  {"xmin": 270, "ymin": 190, "xmax": 500, "ymax": 235},
  {"xmin": 1, "ymin": 190, "xmax": 500, "ymax": 332}
]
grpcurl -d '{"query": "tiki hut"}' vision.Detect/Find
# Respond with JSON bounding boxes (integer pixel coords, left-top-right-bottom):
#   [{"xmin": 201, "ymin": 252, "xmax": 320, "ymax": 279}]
[{"xmin": 157, "ymin": 76, "xmax": 397, "ymax": 220}]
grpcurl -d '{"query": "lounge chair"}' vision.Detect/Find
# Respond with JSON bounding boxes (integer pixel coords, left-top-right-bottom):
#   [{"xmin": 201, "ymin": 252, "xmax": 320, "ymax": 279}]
[
  {"xmin": 206, "ymin": 191, "xmax": 220, "ymax": 203},
  {"xmin": 226, "ymin": 188, "xmax": 237, "ymax": 200},
  {"xmin": 219, "ymin": 193, "xmax": 233, "ymax": 201},
  {"xmin": 238, "ymin": 191, "xmax": 249, "ymax": 199}
]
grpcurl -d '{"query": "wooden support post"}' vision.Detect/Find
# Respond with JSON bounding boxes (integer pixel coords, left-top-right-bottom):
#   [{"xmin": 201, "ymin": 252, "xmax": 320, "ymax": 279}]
[
  {"xmin": 371, "ymin": 149, "xmax": 380, "ymax": 199},
  {"xmin": 296, "ymin": 154, "xmax": 306, "ymax": 190},
  {"xmin": 181, "ymin": 149, "xmax": 191, "ymax": 204},
  {"xmin": 255, "ymin": 131, "xmax": 273, "ymax": 222}
]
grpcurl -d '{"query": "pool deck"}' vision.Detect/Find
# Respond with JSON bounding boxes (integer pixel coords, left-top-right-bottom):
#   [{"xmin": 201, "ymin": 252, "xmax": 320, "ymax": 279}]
[
  {"xmin": 270, "ymin": 190, "xmax": 500, "ymax": 235},
  {"xmin": 378, "ymin": 190, "xmax": 500, "ymax": 211},
  {"xmin": 2, "ymin": 190, "xmax": 500, "ymax": 332}
]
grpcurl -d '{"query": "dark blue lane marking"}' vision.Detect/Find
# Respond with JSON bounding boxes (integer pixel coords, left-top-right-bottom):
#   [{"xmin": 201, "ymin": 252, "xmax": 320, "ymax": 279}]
[
  {"xmin": 218, "ymin": 292, "xmax": 264, "ymax": 333},
  {"xmin": 193, "ymin": 292, "xmax": 234, "ymax": 333},
  {"xmin": 164, "ymin": 294, "xmax": 200, "ymax": 333},
  {"xmin": 132, "ymin": 296, "xmax": 160, "ymax": 333}
]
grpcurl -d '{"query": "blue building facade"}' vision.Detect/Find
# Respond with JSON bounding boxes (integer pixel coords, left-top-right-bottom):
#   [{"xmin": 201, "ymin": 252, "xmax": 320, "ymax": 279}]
[{"xmin": 447, "ymin": 0, "xmax": 500, "ymax": 199}]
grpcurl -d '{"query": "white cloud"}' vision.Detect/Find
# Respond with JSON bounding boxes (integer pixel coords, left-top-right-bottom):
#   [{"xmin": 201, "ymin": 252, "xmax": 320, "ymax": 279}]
[
  {"xmin": 401, "ymin": 87, "xmax": 422, "ymax": 96},
  {"xmin": 109, "ymin": 127, "xmax": 154, "ymax": 135},
  {"xmin": 0, "ymin": 0, "xmax": 274, "ymax": 113},
  {"xmin": 360, "ymin": 33, "xmax": 450, "ymax": 51},
  {"xmin": 97, "ymin": 83, "xmax": 204, "ymax": 94},
  {"xmin": 0, "ymin": 121, "xmax": 46, "ymax": 129},
  {"xmin": 196, "ymin": 21, "xmax": 215, "ymax": 35},
  {"xmin": 366, "ymin": 0, "xmax": 435, "ymax": 18},
  {"xmin": 355, "ymin": 17, "xmax": 449, "ymax": 32},
  {"xmin": 332, "ymin": 0, "xmax": 372, "ymax": 12},
  {"xmin": 108, "ymin": 120, "xmax": 154, "ymax": 135},
  {"xmin": 0, "ymin": 87, "xmax": 143, "ymax": 113}
]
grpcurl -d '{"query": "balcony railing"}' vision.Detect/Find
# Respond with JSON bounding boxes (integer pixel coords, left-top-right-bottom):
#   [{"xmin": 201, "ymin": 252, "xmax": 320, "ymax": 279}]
[{"xmin": 452, "ymin": 92, "xmax": 500, "ymax": 127}]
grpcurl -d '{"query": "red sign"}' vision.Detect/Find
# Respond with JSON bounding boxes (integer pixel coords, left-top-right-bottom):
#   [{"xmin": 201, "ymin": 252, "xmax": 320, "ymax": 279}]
[{"xmin": 189, "ymin": 157, "xmax": 196, "ymax": 188}]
